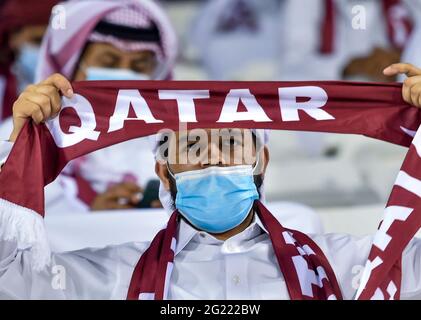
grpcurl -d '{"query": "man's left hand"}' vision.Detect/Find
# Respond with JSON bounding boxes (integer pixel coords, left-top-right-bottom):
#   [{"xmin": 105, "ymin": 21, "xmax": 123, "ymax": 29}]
[{"xmin": 384, "ymin": 63, "xmax": 421, "ymax": 108}]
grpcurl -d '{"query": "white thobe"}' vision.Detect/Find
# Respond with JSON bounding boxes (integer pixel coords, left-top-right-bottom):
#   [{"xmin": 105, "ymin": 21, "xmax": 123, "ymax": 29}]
[{"xmin": 1, "ymin": 215, "xmax": 421, "ymax": 300}]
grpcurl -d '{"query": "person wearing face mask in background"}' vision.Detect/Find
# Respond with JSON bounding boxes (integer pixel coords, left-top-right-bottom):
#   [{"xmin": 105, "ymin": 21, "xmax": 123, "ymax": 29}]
[
  {"xmin": 0, "ymin": 0, "xmax": 178, "ymax": 214},
  {"xmin": 0, "ymin": 0, "xmax": 59, "ymax": 123}
]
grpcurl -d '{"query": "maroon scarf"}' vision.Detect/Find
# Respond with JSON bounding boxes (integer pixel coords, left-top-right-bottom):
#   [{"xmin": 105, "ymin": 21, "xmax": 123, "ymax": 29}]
[{"xmin": 0, "ymin": 80, "xmax": 420, "ymax": 300}]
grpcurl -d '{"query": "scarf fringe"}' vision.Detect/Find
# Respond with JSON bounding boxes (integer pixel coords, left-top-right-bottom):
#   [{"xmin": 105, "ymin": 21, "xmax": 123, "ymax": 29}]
[{"xmin": 0, "ymin": 198, "xmax": 50, "ymax": 272}]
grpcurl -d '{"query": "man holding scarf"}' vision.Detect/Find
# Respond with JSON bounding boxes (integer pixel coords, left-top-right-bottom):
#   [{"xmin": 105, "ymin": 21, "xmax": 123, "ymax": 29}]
[{"xmin": 0, "ymin": 62, "xmax": 421, "ymax": 299}]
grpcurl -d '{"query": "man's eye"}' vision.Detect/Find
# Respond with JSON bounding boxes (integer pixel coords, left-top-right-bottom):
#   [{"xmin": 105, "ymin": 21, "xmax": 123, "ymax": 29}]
[
  {"xmin": 97, "ymin": 55, "xmax": 118, "ymax": 68},
  {"xmin": 132, "ymin": 58, "xmax": 156, "ymax": 73},
  {"xmin": 186, "ymin": 142, "xmax": 197, "ymax": 150},
  {"xmin": 99, "ymin": 61, "xmax": 117, "ymax": 68},
  {"xmin": 131, "ymin": 63, "xmax": 148, "ymax": 73},
  {"xmin": 223, "ymin": 139, "xmax": 241, "ymax": 147}
]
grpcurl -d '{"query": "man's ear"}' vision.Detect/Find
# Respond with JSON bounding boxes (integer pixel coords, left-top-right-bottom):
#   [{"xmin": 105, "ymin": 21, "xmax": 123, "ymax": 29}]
[
  {"xmin": 261, "ymin": 146, "xmax": 269, "ymax": 176},
  {"xmin": 155, "ymin": 161, "xmax": 171, "ymax": 191},
  {"xmin": 254, "ymin": 146, "xmax": 269, "ymax": 176}
]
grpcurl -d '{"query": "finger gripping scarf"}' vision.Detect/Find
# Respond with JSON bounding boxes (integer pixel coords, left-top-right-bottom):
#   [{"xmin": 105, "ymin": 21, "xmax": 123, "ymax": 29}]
[{"xmin": 0, "ymin": 80, "xmax": 420, "ymax": 300}]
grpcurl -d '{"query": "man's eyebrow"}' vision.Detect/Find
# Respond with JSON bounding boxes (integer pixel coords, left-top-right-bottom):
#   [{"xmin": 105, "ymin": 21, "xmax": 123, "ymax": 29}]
[
  {"xmin": 100, "ymin": 50, "xmax": 120, "ymax": 59},
  {"xmin": 133, "ymin": 54, "xmax": 155, "ymax": 62}
]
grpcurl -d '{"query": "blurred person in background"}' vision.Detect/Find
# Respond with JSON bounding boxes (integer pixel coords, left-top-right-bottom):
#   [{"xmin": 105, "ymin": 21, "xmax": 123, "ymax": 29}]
[
  {"xmin": 0, "ymin": 0, "xmax": 59, "ymax": 122},
  {"xmin": 279, "ymin": 0, "xmax": 414, "ymax": 82},
  {"xmin": 189, "ymin": 0, "xmax": 415, "ymax": 82},
  {"xmin": 0, "ymin": 0, "xmax": 178, "ymax": 213},
  {"xmin": 189, "ymin": 0, "xmax": 282, "ymax": 81}
]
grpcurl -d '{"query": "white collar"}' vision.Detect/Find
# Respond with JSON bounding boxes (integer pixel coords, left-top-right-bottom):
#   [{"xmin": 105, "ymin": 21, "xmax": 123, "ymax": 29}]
[{"xmin": 174, "ymin": 211, "xmax": 269, "ymax": 255}]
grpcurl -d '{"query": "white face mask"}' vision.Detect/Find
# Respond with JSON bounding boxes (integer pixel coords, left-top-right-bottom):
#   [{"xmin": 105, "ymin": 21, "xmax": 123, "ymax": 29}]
[{"xmin": 85, "ymin": 67, "xmax": 151, "ymax": 81}]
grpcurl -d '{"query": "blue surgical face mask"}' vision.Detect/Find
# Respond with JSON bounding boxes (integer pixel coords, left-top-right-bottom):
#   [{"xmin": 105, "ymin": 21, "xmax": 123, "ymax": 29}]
[
  {"xmin": 14, "ymin": 44, "xmax": 40, "ymax": 92},
  {"xmin": 85, "ymin": 67, "xmax": 151, "ymax": 81},
  {"xmin": 171, "ymin": 165, "xmax": 259, "ymax": 234}
]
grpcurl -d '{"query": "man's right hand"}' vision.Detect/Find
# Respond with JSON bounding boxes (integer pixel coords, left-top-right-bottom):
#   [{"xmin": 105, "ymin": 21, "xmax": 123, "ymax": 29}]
[
  {"xmin": 91, "ymin": 182, "xmax": 143, "ymax": 211},
  {"xmin": 9, "ymin": 73, "xmax": 73, "ymax": 142}
]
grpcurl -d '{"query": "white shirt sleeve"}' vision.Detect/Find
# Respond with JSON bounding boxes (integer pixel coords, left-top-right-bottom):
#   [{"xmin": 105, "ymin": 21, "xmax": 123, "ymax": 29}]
[{"xmin": 0, "ymin": 239, "xmax": 149, "ymax": 299}]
